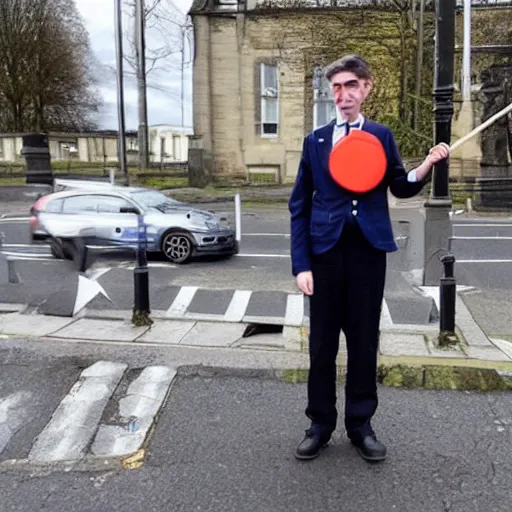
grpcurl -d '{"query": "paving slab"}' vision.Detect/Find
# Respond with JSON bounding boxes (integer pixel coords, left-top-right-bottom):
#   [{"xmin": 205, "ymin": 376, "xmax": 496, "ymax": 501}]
[
  {"xmin": 455, "ymin": 295, "xmax": 495, "ymax": 347},
  {"xmin": 50, "ymin": 318, "xmax": 150, "ymax": 342},
  {"xmin": 180, "ymin": 322, "xmax": 247, "ymax": 347},
  {"xmin": 491, "ymin": 338, "xmax": 512, "ymax": 359},
  {"xmin": 425, "ymin": 339, "xmax": 468, "ymax": 359},
  {"xmin": 461, "ymin": 289, "xmax": 512, "ymax": 337},
  {"xmin": 138, "ymin": 319, "xmax": 196, "ymax": 344},
  {"xmin": 379, "ymin": 333, "xmax": 430, "ymax": 357},
  {"xmin": 233, "ymin": 333, "xmax": 286, "ymax": 350},
  {"xmin": 466, "ymin": 346, "xmax": 512, "ymax": 362},
  {"xmin": 0, "ymin": 313, "xmax": 72, "ymax": 337}
]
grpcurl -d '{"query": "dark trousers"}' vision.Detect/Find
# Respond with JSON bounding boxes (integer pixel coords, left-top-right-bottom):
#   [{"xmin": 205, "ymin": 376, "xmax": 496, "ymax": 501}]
[{"xmin": 306, "ymin": 221, "xmax": 386, "ymax": 443}]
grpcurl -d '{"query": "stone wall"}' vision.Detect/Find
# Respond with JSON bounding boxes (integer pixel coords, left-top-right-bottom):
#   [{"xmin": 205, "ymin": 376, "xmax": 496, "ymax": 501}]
[{"xmin": 192, "ymin": 9, "xmax": 427, "ymax": 183}]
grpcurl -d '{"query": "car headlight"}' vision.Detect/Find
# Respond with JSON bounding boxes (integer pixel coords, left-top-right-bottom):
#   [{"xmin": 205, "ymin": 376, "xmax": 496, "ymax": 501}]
[{"xmin": 205, "ymin": 220, "xmax": 219, "ymax": 230}]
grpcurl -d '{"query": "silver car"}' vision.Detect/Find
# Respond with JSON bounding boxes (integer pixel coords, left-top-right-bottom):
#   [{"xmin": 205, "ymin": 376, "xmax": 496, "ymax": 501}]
[{"xmin": 29, "ymin": 185, "xmax": 238, "ymax": 263}]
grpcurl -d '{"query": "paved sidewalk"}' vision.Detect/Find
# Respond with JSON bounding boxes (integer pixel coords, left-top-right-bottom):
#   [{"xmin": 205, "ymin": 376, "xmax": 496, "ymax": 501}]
[{"xmin": 1, "ymin": 285, "xmax": 511, "ymax": 392}]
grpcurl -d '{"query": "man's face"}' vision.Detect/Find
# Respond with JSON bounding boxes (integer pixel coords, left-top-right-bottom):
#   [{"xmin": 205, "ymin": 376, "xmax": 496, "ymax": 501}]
[{"xmin": 330, "ymin": 71, "xmax": 373, "ymax": 122}]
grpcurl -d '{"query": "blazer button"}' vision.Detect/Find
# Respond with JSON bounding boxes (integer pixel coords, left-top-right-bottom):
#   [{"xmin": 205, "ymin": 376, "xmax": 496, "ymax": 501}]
[
  {"xmin": 352, "ymin": 210, "xmax": 358, "ymax": 216},
  {"xmin": 352, "ymin": 200, "xmax": 358, "ymax": 206}
]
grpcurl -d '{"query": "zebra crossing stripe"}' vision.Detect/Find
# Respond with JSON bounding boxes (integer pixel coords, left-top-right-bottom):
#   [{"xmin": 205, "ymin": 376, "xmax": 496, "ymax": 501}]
[
  {"xmin": 28, "ymin": 361, "xmax": 127, "ymax": 463},
  {"xmin": 224, "ymin": 290, "xmax": 252, "ymax": 322},
  {"xmin": 91, "ymin": 366, "xmax": 177, "ymax": 458},
  {"xmin": 284, "ymin": 294, "xmax": 304, "ymax": 326},
  {"xmin": 166, "ymin": 286, "xmax": 198, "ymax": 318},
  {"xmin": 0, "ymin": 391, "xmax": 32, "ymax": 455}
]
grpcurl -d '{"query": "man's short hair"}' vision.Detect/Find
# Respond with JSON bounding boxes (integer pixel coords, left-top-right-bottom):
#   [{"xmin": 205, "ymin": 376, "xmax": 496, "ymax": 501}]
[{"xmin": 324, "ymin": 55, "xmax": 373, "ymax": 81}]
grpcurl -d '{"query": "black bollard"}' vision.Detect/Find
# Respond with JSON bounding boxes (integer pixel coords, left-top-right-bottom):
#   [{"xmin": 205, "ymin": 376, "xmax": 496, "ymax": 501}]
[
  {"xmin": 132, "ymin": 215, "xmax": 152, "ymax": 326},
  {"xmin": 439, "ymin": 254, "xmax": 456, "ymax": 335},
  {"xmin": 21, "ymin": 133, "xmax": 54, "ymax": 186}
]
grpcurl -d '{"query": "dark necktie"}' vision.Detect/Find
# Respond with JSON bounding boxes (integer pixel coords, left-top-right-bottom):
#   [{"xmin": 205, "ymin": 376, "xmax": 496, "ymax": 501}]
[{"xmin": 344, "ymin": 121, "xmax": 361, "ymax": 136}]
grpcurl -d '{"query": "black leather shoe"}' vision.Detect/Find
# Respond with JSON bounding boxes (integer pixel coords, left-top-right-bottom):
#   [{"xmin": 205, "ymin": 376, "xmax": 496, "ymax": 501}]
[
  {"xmin": 352, "ymin": 435, "xmax": 387, "ymax": 462},
  {"xmin": 294, "ymin": 428, "xmax": 330, "ymax": 460}
]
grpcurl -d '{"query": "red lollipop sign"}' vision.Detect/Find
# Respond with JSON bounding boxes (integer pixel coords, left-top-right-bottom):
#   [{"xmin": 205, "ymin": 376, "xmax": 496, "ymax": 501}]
[{"xmin": 329, "ymin": 130, "xmax": 387, "ymax": 193}]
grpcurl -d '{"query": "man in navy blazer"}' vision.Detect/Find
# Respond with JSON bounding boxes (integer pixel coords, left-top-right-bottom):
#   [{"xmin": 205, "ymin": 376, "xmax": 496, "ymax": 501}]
[{"xmin": 289, "ymin": 54, "xmax": 449, "ymax": 462}]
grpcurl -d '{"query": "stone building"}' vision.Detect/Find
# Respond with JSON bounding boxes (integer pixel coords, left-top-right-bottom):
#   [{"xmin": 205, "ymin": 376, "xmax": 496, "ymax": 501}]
[
  {"xmin": 188, "ymin": 0, "xmax": 433, "ymax": 184},
  {"xmin": 188, "ymin": 0, "xmax": 512, "ymax": 185}
]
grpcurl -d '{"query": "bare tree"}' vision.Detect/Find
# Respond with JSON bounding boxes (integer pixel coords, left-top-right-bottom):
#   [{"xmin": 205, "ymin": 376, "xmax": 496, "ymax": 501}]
[
  {"xmin": 122, "ymin": 0, "xmax": 191, "ymax": 95},
  {"xmin": 0, "ymin": 0, "xmax": 101, "ymax": 132}
]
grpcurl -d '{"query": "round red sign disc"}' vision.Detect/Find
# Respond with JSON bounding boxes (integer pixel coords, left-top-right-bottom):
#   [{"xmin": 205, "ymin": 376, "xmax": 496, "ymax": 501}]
[{"xmin": 329, "ymin": 130, "xmax": 387, "ymax": 193}]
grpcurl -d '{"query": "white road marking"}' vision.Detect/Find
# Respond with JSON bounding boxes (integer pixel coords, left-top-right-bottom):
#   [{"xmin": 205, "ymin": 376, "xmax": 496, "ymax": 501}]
[
  {"xmin": 453, "ymin": 223, "xmax": 512, "ymax": 227},
  {"xmin": 450, "ymin": 236, "xmax": 512, "ymax": 240},
  {"xmin": 0, "ymin": 251, "xmax": 51, "ymax": 258},
  {"xmin": 166, "ymin": 286, "xmax": 198, "ymax": 317},
  {"xmin": 0, "ymin": 254, "xmax": 55, "ymax": 262},
  {"xmin": 0, "ymin": 217, "xmax": 30, "ymax": 223},
  {"xmin": 457, "ymin": 259, "xmax": 512, "ymax": 263},
  {"xmin": 2, "ymin": 244, "xmax": 50, "ymax": 248},
  {"xmin": 380, "ymin": 299, "xmax": 394, "ymax": 328},
  {"xmin": 122, "ymin": 262, "xmax": 176, "ymax": 270},
  {"xmin": 284, "ymin": 294, "xmax": 304, "ymax": 326},
  {"xmin": 243, "ymin": 233, "xmax": 290, "ymax": 237},
  {"xmin": 224, "ymin": 290, "xmax": 252, "ymax": 322},
  {"xmin": 28, "ymin": 361, "xmax": 128, "ymax": 463},
  {"xmin": 91, "ymin": 365, "xmax": 177, "ymax": 457},
  {"xmin": 0, "ymin": 391, "xmax": 33, "ymax": 454},
  {"xmin": 236, "ymin": 253, "xmax": 290, "ymax": 258},
  {"xmin": 73, "ymin": 275, "xmax": 111, "ymax": 316}
]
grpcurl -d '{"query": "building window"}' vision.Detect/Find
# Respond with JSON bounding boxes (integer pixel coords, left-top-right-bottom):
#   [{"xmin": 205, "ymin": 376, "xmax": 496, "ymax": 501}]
[
  {"xmin": 313, "ymin": 71, "xmax": 336, "ymax": 129},
  {"xmin": 260, "ymin": 63, "xmax": 279, "ymax": 137}
]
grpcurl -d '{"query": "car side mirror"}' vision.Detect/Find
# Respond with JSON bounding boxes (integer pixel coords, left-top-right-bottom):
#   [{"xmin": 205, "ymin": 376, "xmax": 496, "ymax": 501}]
[{"xmin": 120, "ymin": 206, "xmax": 139, "ymax": 214}]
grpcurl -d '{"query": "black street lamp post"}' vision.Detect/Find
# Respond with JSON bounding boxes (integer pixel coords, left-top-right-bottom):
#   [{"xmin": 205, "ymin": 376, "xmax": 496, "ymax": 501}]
[{"xmin": 424, "ymin": 0, "xmax": 456, "ymax": 286}]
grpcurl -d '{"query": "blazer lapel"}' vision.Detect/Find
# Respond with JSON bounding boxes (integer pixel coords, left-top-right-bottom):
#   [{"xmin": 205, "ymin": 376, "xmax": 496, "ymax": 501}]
[{"xmin": 315, "ymin": 120, "xmax": 335, "ymax": 172}]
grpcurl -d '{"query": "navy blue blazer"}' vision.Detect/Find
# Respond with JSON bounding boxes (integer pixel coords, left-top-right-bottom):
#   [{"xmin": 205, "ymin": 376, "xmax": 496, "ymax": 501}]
[{"xmin": 288, "ymin": 118, "xmax": 426, "ymax": 277}]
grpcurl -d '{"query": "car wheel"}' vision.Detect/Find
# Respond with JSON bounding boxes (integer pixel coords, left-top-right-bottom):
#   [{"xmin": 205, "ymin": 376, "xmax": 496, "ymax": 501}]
[
  {"xmin": 162, "ymin": 232, "xmax": 193, "ymax": 263},
  {"xmin": 61, "ymin": 240, "xmax": 75, "ymax": 260},
  {"xmin": 50, "ymin": 239, "xmax": 65, "ymax": 259}
]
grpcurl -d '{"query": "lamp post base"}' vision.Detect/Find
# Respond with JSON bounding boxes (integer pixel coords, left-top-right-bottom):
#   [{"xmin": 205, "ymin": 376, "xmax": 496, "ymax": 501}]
[{"xmin": 423, "ymin": 201, "xmax": 453, "ymax": 285}]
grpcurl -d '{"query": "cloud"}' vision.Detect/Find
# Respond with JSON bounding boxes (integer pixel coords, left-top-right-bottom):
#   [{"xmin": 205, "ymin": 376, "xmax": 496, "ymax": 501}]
[{"xmin": 76, "ymin": 0, "xmax": 194, "ymax": 131}]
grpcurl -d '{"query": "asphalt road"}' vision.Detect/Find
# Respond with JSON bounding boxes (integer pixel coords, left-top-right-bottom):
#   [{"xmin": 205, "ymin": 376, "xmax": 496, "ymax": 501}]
[
  {"xmin": 1, "ymin": 339, "xmax": 511, "ymax": 512},
  {"xmin": 451, "ymin": 218, "xmax": 512, "ymax": 290},
  {"xmin": 4, "ymin": 208, "xmax": 512, "ymax": 331},
  {"xmin": 0, "ymin": 207, "xmax": 436, "ymax": 324},
  {"xmin": 3, "ymin": 209, "xmax": 512, "ymax": 290}
]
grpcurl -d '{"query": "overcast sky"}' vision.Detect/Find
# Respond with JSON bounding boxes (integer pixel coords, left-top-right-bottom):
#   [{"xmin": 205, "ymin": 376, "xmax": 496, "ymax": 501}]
[{"xmin": 75, "ymin": 0, "xmax": 193, "ymax": 131}]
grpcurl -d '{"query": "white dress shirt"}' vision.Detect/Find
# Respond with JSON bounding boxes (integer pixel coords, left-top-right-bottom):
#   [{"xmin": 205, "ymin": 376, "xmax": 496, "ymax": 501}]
[{"xmin": 332, "ymin": 110, "xmax": 418, "ymax": 183}]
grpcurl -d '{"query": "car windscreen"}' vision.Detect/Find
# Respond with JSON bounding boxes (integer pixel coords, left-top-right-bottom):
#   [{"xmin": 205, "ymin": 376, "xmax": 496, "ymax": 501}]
[{"xmin": 128, "ymin": 190, "xmax": 181, "ymax": 211}]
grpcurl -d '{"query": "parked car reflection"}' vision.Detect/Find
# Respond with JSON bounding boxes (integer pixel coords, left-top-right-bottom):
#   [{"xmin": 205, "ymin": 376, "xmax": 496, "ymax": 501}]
[{"xmin": 29, "ymin": 183, "xmax": 238, "ymax": 264}]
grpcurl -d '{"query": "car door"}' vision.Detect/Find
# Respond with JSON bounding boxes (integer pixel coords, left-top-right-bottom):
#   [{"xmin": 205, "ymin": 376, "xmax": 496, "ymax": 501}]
[
  {"xmin": 93, "ymin": 195, "xmax": 141, "ymax": 247},
  {"xmin": 48, "ymin": 194, "xmax": 101, "ymax": 241}
]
